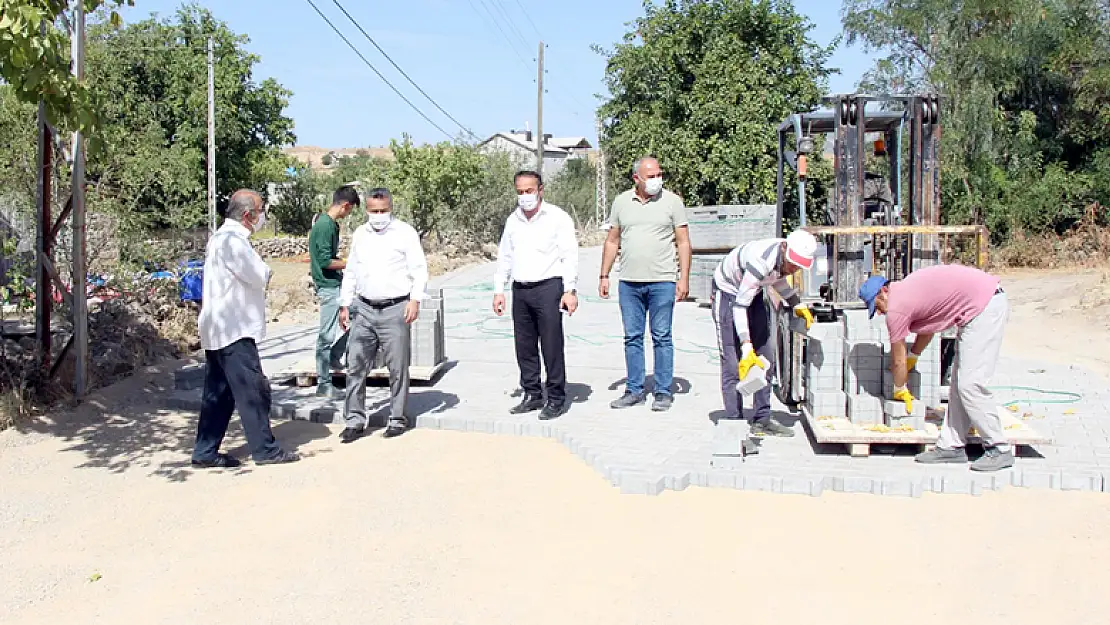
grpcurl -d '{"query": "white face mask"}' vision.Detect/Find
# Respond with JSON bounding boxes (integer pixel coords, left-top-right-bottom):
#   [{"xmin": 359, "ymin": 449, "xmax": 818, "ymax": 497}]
[
  {"xmin": 367, "ymin": 212, "xmax": 392, "ymax": 231},
  {"xmin": 246, "ymin": 211, "xmax": 266, "ymax": 234},
  {"xmin": 517, "ymin": 193, "xmax": 538, "ymax": 212},
  {"xmin": 644, "ymin": 177, "xmax": 664, "ymax": 196}
]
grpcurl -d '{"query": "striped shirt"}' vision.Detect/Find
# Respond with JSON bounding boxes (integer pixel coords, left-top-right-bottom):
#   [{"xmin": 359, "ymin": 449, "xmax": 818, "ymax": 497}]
[{"xmin": 712, "ymin": 238, "xmax": 801, "ymax": 342}]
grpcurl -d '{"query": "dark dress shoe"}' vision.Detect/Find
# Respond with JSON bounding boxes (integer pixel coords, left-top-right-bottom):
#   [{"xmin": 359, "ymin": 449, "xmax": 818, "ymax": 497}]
[
  {"xmin": 509, "ymin": 395, "xmax": 545, "ymax": 415},
  {"xmin": 191, "ymin": 453, "xmax": 241, "ymax": 469},
  {"xmin": 339, "ymin": 426, "xmax": 365, "ymax": 444},
  {"xmin": 256, "ymin": 450, "xmax": 300, "ymax": 465},
  {"xmin": 539, "ymin": 402, "xmax": 566, "ymax": 420},
  {"xmin": 382, "ymin": 424, "xmax": 407, "ymax": 439}
]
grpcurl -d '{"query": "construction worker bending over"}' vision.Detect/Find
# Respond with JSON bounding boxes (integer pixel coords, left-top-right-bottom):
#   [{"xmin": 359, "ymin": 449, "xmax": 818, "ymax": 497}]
[
  {"xmin": 710, "ymin": 231, "xmax": 818, "ymax": 440},
  {"xmin": 858, "ymin": 264, "xmax": 1013, "ymax": 472}
]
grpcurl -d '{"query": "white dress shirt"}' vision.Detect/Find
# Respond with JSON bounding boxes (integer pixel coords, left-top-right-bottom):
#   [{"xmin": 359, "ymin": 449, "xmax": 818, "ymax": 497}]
[
  {"xmin": 493, "ymin": 201, "xmax": 579, "ymax": 294},
  {"xmin": 198, "ymin": 220, "xmax": 271, "ymax": 351},
  {"xmin": 339, "ymin": 217, "xmax": 428, "ymax": 307}
]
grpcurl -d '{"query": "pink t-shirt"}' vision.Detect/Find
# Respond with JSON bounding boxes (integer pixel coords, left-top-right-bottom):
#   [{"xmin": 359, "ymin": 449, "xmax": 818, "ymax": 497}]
[{"xmin": 885, "ymin": 265, "xmax": 1001, "ymax": 343}]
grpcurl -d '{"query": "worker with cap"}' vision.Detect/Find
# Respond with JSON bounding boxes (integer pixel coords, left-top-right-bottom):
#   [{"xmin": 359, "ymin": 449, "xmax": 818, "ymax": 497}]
[
  {"xmin": 858, "ymin": 264, "xmax": 1012, "ymax": 472},
  {"xmin": 710, "ymin": 230, "xmax": 818, "ymax": 443}
]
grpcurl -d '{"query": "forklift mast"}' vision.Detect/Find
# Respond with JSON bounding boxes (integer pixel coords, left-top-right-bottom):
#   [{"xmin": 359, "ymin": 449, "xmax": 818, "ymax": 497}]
[{"xmin": 776, "ymin": 93, "xmax": 943, "ymax": 305}]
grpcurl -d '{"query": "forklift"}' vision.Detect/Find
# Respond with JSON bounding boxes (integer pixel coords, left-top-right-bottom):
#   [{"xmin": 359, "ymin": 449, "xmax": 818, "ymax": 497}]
[{"xmin": 769, "ymin": 93, "xmax": 985, "ymax": 407}]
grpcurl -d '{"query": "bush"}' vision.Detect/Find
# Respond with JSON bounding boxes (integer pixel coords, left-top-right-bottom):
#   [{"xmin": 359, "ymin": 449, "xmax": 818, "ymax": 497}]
[{"xmin": 270, "ymin": 170, "xmax": 325, "ymax": 235}]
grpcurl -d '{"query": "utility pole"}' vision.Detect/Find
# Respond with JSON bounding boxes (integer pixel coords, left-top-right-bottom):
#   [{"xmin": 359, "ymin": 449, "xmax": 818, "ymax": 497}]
[
  {"xmin": 594, "ymin": 116, "xmax": 605, "ymax": 226},
  {"xmin": 71, "ymin": 2, "xmax": 88, "ymax": 398},
  {"xmin": 535, "ymin": 40, "xmax": 544, "ymax": 175},
  {"xmin": 207, "ymin": 37, "xmax": 217, "ymax": 235}
]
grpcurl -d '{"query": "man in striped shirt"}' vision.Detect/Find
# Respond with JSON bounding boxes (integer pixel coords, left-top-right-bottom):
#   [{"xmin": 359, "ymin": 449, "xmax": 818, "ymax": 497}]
[{"xmin": 711, "ymin": 231, "xmax": 818, "ymax": 439}]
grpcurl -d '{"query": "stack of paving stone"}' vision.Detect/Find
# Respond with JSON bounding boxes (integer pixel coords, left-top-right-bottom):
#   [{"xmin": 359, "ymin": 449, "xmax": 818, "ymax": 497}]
[
  {"xmin": 840, "ymin": 309, "xmax": 887, "ymax": 425},
  {"xmin": 688, "ymin": 254, "xmax": 726, "ymax": 303},
  {"xmin": 686, "ymin": 204, "xmax": 777, "ymax": 251},
  {"xmin": 803, "ymin": 309, "xmax": 944, "ymax": 429},
  {"xmin": 803, "ymin": 320, "xmax": 847, "ymax": 418},
  {"xmin": 881, "ymin": 333, "xmax": 941, "ymax": 429},
  {"xmin": 369, "ymin": 288, "xmax": 446, "ymax": 370}
]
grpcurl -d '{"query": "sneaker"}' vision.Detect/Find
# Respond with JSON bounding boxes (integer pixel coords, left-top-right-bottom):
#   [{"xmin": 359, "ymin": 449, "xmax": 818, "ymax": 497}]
[
  {"xmin": 751, "ymin": 418, "xmax": 795, "ymax": 437},
  {"xmin": 970, "ymin": 446, "xmax": 1015, "ymax": 472},
  {"xmin": 651, "ymin": 394, "xmax": 673, "ymax": 412},
  {"xmin": 914, "ymin": 447, "xmax": 969, "ymax": 464},
  {"xmin": 610, "ymin": 391, "xmax": 646, "ymax": 409}
]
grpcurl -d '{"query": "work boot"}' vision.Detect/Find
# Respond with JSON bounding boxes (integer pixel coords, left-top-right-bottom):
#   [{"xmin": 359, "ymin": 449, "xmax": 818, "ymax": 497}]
[
  {"xmin": 914, "ymin": 447, "xmax": 969, "ymax": 464},
  {"xmin": 610, "ymin": 391, "xmax": 646, "ymax": 409},
  {"xmin": 751, "ymin": 417, "xmax": 794, "ymax": 437},
  {"xmin": 742, "ymin": 438, "xmax": 760, "ymax": 456},
  {"xmin": 970, "ymin": 446, "xmax": 1015, "ymax": 472}
]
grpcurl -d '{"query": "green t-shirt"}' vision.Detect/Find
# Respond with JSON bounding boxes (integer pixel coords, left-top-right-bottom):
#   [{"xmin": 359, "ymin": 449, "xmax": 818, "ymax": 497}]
[
  {"xmin": 309, "ymin": 213, "xmax": 342, "ymax": 289},
  {"xmin": 608, "ymin": 188, "xmax": 688, "ymax": 282}
]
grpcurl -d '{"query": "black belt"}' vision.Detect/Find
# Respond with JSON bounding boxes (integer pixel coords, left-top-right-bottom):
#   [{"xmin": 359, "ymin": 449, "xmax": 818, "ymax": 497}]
[
  {"xmin": 358, "ymin": 294, "xmax": 408, "ymax": 308},
  {"xmin": 512, "ymin": 276, "xmax": 561, "ymax": 289}
]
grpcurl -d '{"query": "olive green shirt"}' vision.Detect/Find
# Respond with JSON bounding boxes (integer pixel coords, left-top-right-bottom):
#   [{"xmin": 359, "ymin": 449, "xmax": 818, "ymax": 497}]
[
  {"xmin": 309, "ymin": 213, "xmax": 342, "ymax": 290},
  {"xmin": 608, "ymin": 188, "xmax": 688, "ymax": 282}
]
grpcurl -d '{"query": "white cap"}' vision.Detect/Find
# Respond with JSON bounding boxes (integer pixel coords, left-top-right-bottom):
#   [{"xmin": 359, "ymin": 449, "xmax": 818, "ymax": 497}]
[{"xmin": 785, "ymin": 230, "xmax": 818, "ymax": 270}]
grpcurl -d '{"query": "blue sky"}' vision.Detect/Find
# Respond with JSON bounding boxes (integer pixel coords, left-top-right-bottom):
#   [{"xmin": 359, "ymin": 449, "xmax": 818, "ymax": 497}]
[{"xmin": 121, "ymin": 0, "xmax": 875, "ymax": 148}]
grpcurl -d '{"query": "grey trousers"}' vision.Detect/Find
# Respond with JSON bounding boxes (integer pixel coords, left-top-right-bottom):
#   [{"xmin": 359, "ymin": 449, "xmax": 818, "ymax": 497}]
[
  {"xmin": 343, "ymin": 298, "xmax": 411, "ymax": 429},
  {"xmin": 711, "ymin": 285, "xmax": 773, "ymax": 424},
  {"xmin": 937, "ymin": 291, "xmax": 1011, "ymax": 453}
]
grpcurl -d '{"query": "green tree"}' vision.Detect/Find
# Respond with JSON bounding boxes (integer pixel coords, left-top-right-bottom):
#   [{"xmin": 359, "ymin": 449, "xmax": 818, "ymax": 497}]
[
  {"xmin": 269, "ymin": 168, "xmax": 323, "ymax": 236},
  {"xmin": 545, "ymin": 158, "xmax": 598, "ymax": 227},
  {"xmin": 843, "ymin": 0, "xmax": 1110, "ymax": 238},
  {"xmin": 389, "ymin": 135, "xmax": 488, "ymax": 238},
  {"xmin": 0, "ymin": 0, "xmax": 132, "ymax": 134},
  {"xmin": 596, "ymin": 0, "xmax": 834, "ymax": 207},
  {"xmin": 84, "ymin": 4, "xmax": 295, "ymax": 235}
]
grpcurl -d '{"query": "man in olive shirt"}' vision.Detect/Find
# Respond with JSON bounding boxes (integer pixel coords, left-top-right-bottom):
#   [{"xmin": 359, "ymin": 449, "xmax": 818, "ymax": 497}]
[
  {"xmin": 309, "ymin": 185, "xmax": 358, "ymax": 397},
  {"xmin": 599, "ymin": 156, "xmax": 692, "ymax": 411}
]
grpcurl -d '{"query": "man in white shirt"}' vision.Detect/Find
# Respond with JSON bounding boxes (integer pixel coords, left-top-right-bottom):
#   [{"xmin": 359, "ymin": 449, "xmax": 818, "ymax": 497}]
[
  {"xmin": 492, "ymin": 170, "xmax": 579, "ymax": 420},
  {"xmin": 192, "ymin": 189, "xmax": 299, "ymax": 468},
  {"xmin": 710, "ymin": 232, "xmax": 817, "ymax": 442},
  {"xmin": 338, "ymin": 188, "xmax": 428, "ymax": 442}
]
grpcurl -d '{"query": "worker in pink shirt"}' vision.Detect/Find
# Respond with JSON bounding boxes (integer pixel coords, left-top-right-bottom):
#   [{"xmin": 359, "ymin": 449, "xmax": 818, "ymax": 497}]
[{"xmin": 858, "ymin": 264, "xmax": 1013, "ymax": 472}]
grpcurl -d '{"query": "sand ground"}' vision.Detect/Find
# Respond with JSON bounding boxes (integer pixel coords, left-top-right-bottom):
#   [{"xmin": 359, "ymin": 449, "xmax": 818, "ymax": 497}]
[{"xmin": 1, "ymin": 268, "xmax": 1109, "ymax": 624}]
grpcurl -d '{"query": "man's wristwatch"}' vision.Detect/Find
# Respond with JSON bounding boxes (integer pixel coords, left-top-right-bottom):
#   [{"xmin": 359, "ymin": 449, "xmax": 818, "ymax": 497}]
[{"xmin": 599, "ymin": 275, "xmax": 609, "ymax": 279}]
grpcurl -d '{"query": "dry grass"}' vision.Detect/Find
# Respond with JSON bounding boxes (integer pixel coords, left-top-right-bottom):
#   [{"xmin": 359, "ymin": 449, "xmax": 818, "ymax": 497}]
[{"xmin": 992, "ymin": 204, "xmax": 1110, "ymax": 269}]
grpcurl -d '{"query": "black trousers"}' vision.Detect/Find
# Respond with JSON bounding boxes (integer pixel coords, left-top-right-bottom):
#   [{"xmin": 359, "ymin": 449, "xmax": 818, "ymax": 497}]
[
  {"xmin": 512, "ymin": 277, "xmax": 566, "ymax": 405},
  {"xmin": 193, "ymin": 337, "xmax": 282, "ymax": 462}
]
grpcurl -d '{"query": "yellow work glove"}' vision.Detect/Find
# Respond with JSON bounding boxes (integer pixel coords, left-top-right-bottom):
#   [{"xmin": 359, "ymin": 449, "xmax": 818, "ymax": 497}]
[
  {"xmin": 738, "ymin": 342, "xmax": 765, "ymax": 381},
  {"xmin": 907, "ymin": 351, "xmax": 920, "ymax": 371},
  {"xmin": 892, "ymin": 385, "xmax": 915, "ymax": 413},
  {"xmin": 793, "ymin": 304, "xmax": 814, "ymax": 331}
]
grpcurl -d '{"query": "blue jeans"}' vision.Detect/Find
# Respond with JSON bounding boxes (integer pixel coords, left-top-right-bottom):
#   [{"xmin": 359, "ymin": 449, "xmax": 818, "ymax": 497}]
[
  {"xmin": 618, "ymin": 281, "xmax": 676, "ymax": 397},
  {"xmin": 315, "ymin": 286, "xmax": 348, "ymax": 388}
]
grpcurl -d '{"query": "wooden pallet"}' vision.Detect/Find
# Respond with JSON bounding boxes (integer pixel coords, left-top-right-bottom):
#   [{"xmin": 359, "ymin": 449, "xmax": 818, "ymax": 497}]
[
  {"xmin": 801, "ymin": 404, "xmax": 1051, "ymax": 457},
  {"xmin": 279, "ymin": 360, "xmax": 449, "ymax": 387}
]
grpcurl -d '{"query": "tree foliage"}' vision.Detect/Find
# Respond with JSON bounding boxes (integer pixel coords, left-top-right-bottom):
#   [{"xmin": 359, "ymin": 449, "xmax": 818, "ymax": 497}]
[
  {"xmin": 0, "ymin": 0, "xmax": 132, "ymax": 134},
  {"xmin": 596, "ymin": 0, "xmax": 834, "ymax": 207},
  {"xmin": 85, "ymin": 4, "xmax": 296, "ymax": 234},
  {"xmin": 843, "ymin": 0, "xmax": 1110, "ymax": 239},
  {"xmin": 269, "ymin": 167, "xmax": 324, "ymax": 236}
]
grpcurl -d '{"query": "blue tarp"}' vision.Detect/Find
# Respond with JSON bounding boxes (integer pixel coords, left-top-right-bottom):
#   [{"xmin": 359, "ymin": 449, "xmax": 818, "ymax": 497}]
[{"xmin": 178, "ymin": 260, "xmax": 203, "ymax": 302}]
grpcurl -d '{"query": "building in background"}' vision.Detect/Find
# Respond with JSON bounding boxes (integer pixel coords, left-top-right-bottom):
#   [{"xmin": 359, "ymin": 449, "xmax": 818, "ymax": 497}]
[{"xmin": 478, "ymin": 129, "xmax": 592, "ymax": 178}]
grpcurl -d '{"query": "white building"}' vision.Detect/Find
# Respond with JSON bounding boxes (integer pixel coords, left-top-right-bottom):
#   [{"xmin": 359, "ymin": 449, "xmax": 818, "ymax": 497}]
[{"xmin": 478, "ymin": 129, "xmax": 592, "ymax": 179}]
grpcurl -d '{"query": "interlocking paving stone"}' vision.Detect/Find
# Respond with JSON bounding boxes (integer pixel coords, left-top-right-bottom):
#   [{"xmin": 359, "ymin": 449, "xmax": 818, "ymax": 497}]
[{"xmin": 162, "ymin": 248, "xmax": 1109, "ymax": 498}]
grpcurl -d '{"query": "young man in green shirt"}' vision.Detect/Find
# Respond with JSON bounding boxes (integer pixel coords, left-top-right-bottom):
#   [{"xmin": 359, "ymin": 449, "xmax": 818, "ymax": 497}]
[{"xmin": 309, "ymin": 185, "xmax": 358, "ymax": 397}]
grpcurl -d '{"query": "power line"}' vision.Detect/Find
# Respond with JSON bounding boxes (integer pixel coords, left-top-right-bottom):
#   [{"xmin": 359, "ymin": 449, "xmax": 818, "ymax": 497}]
[
  {"xmin": 487, "ymin": 0, "xmax": 531, "ymax": 53},
  {"xmin": 511, "ymin": 0, "xmax": 542, "ymax": 39},
  {"xmin": 466, "ymin": 0, "xmax": 532, "ymax": 72},
  {"xmin": 302, "ymin": 0, "xmax": 456, "ymax": 140},
  {"xmin": 328, "ymin": 0, "xmax": 479, "ymax": 141}
]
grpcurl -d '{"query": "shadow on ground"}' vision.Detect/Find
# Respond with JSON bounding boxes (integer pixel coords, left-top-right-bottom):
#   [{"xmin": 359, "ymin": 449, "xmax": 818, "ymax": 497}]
[{"xmin": 606, "ymin": 375, "xmax": 693, "ymax": 395}]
